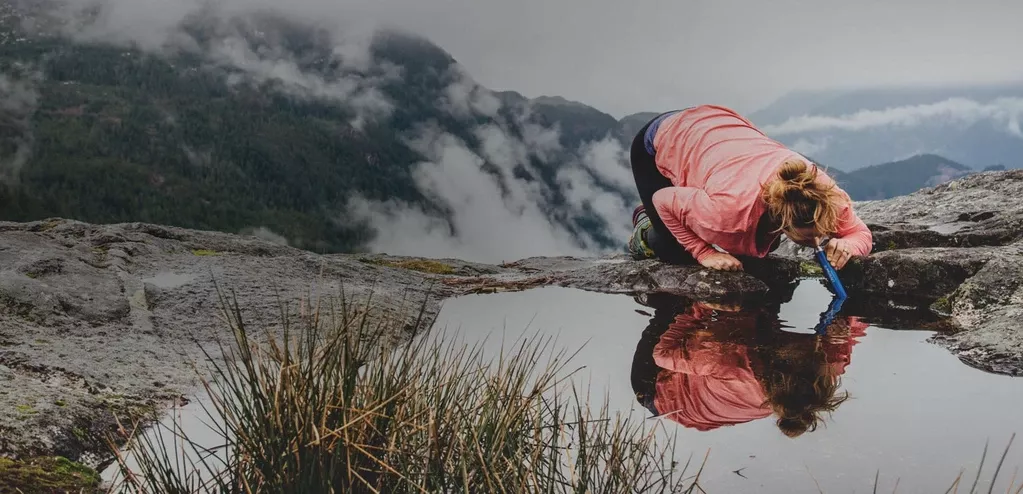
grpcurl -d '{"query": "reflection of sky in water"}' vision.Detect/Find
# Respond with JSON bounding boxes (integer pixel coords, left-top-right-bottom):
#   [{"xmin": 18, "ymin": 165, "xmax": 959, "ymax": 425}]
[{"xmin": 430, "ymin": 282, "xmax": 1023, "ymax": 493}]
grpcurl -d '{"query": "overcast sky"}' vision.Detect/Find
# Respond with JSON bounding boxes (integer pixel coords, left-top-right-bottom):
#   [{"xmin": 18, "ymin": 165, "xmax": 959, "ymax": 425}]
[
  {"xmin": 62, "ymin": 0, "xmax": 1023, "ymax": 118},
  {"xmin": 332, "ymin": 0, "xmax": 1023, "ymax": 118}
]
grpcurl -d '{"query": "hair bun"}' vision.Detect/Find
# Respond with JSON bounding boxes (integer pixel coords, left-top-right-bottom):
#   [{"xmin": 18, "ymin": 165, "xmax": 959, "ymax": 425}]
[
  {"xmin": 778, "ymin": 159, "xmax": 816, "ymax": 185},
  {"xmin": 761, "ymin": 157, "xmax": 844, "ymax": 235}
]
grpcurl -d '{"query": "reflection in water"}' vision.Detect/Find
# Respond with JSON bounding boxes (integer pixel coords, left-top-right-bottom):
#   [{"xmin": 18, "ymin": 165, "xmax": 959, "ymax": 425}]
[
  {"xmin": 427, "ymin": 283, "xmax": 1023, "ymax": 492},
  {"xmin": 106, "ymin": 282, "xmax": 1022, "ymax": 492},
  {"xmin": 631, "ymin": 292, "xmax": 866, "ymax": 437}
]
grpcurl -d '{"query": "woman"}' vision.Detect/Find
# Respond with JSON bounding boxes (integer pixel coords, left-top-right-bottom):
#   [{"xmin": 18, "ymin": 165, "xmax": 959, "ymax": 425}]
[{"xmin": 627, "ymin": 105, "xmax": 873, "ymax": 271}]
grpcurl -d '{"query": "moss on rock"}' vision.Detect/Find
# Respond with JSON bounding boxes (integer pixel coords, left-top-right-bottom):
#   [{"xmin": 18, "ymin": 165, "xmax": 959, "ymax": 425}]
[
  {"xmin": 931, "ymin": 295, "xmax": 953, "ymax": 316},
  {"xmin": 362, "ymin": 257, "xmax": 456, "ymax": 275},
  {"xmin": 799, "ymin": 260, "xmax": 823, "ymax": 277},
  {"xmin": 0, "ymin": 456, "xmax": 101, "ymax": 493}
]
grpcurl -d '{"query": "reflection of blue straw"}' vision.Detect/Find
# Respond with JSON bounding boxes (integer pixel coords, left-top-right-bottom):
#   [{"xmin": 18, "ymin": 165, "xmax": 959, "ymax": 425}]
[
  {"xmin": 814, "ymin": 294, "xmax": 847, "ymax": 335},
  {"xmin": 815, "ymin": 244, "xmax": 848, "ymax": 299}
]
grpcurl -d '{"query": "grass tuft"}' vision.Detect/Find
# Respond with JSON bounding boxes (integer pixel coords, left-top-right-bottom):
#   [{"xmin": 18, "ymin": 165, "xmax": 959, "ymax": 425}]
[
  {"xmin": 191, "ymin": 249, "xmax": 220, "ymax": 257},
  {"xmin": 105, "ymin": 284, "xmax": 698, "ymax": 493}
]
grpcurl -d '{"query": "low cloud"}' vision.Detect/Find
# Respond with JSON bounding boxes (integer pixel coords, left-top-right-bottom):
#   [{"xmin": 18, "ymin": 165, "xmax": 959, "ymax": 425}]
[
  {"xmin": 439, "ymin": 64, "xmax": 502, "ymax": 119},
  {"xmin": 575, "ymin": 137, "xmax": 635, "ymax": 193},
  {"xmin": 210, "ymin": 34, "xmax": 397, "ymax": 129},
  {"xmin": 240, "ymin": 226, "xmax": 290, "ymax": 246},
  {"xmin": 50, "ymin": 0, "xmax": 399, "ymax": 128},
  {"xmin": 763, "ymin": 97, "xmax": 1023, "ymax": 138},
  {"xmin": 790, "ymin": 136, "xmax": 831, "ymax": 157},
  {"xmin": 26, "ymin": 0, "xmax": 635, "ymax": 262},
  {"xmin": 555, "ymin": 164, "xmax": 632, "ymax": 248},
  {"xmin": 346, "ymin": 124, "xmax": 596, "ymax": 264},
  {"xmin": 0, "ymin": 66, "xmax": 42, "ymax": 184},
  {"xmin": 347, "ymin": 84, "xmax": 635, "ymax": 264}
]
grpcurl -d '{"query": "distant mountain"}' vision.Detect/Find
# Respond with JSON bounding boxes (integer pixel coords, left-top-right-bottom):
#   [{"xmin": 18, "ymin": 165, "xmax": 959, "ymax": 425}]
[
  {"xmin": 827, "ymin": 154, "xmax": 973, "ymax": 201},
  {"xmin": 0, "ymin": 3, "xmax": 637, "ymax": 259},
  {"xmin": 496, "ymin": 91, "xmax": 621, "ymax": 149},
  {"xmin": 747, "ymin": 83, "xmax": 1023, "ymax": 171},
  {"xmin": 617, "ymin": 112, "xmax": 660, "ymax": 144}
]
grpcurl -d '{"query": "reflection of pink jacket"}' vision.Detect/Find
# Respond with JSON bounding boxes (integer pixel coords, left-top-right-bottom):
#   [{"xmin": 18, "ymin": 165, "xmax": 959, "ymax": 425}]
[
  {"xmin": 651, "ymin": 304, "xmax": 868, "ymax": 431},
  {"xmin": 819, "ymin": 317, "xmax": 869, "ymax": 375},
  {"xmin": 652, "ymin": 304, "xmax": 770, "ymax": 430},
  {"xmin": 650, "ymin": 105, "xmax": 873, "ymax": 262}
]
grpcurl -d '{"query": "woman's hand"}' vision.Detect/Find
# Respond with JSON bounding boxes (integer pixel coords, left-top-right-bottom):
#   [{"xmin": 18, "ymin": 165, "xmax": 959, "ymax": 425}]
[
  {"xmin": 824, "ymin": 237, "xmax": 856, "ymax": 270},
  {"xmin": 699, "ymin": 252, "xmax": 743, "ymax": 272}
]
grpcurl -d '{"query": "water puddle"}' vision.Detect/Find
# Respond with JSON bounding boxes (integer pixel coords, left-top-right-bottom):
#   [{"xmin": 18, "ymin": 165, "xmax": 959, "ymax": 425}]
[
  {"xmin": 100, "ymin": 280, "xmax": 1023, "ymax": 492},
  {"xmin": 430, "ymin": 281, "xmax": 1023, "ymax": 493},
  {"xmin": 100, "ymin": 393, "xmax": 224, "ymax": 488}
]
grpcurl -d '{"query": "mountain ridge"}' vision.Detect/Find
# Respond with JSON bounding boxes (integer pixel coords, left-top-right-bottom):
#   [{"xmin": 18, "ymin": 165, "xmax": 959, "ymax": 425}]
[
  {"xmin": 745, "ymin": 83, "xmax": 1023, "ymax": 170},
  {"xmin": 826, "ymin": 153, "xmax": 973, "ymax": 201},
  {"xmin": 0, "ymin": 5, "xmax": 640, "ymax": 261}
]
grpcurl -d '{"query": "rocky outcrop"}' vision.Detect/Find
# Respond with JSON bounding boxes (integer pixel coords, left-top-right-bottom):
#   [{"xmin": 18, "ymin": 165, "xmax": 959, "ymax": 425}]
[
  {"xmin": 0, "ymin": 218, "xmax": 800, "ymax": 470},
  {"xmin": 2, "ymin": 169, "xmax": 1022, "ymax": 473},
  {"xmin": 853, "ymin": 171, "xmax": 1023, "ymax": 376}
]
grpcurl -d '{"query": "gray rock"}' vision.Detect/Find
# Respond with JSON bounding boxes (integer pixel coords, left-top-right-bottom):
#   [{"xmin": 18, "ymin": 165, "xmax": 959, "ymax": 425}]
[
  {"xmin": 855, "ymin": 169, "xmax": 1023, "ymax": 242},
  {"xmin": 850, "ymin": 170, "xmax": 1023, "ymax": 376},
  {"xmin": 0, "ymin": 218, "xmax": 800, "ymax": 469},
  {"xmin": 931, "ymin": 244, "xmax": 1023, "ymax": 376}
]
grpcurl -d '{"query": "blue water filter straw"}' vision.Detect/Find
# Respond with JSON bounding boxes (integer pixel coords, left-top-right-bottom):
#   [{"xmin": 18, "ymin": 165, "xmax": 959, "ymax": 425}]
[{"xmin": 815, "ymin": 245, "xmax": 848, "ymax": 299}]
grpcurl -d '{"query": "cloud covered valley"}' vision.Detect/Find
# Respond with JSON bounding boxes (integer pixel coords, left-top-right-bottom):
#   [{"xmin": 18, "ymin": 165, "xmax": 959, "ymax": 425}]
[{"xmin": 0, "ymin": 0, "xmax": 639, "ymax": 263}]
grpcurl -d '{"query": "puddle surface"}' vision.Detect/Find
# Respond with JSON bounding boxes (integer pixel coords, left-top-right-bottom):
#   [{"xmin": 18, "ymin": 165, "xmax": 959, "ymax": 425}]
[{"xmin": 430, "ymin": 281, "xmax": 1023, "ymax": 493}]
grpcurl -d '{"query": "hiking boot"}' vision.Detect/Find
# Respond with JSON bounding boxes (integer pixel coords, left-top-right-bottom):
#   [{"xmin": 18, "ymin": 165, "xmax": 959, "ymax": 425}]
[{"xmin": 626, "ymin": 206, "xmax": 655, "ymax": 260}]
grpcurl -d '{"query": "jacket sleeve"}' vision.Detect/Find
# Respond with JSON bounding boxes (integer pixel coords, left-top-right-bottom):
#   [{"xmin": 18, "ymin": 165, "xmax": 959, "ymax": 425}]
[
  {"xmin": 834, "ymin": 200, "xmax": 873, "ymax": 257},
  {"xmin": 651, "ymin": 187, "xmax": 717, "ymax": 262}
]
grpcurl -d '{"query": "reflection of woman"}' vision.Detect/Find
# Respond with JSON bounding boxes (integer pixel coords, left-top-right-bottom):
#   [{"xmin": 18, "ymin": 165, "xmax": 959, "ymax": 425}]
[{"xmin": 631, "ymin": 297, "xmax": 867, "ymax": 437}]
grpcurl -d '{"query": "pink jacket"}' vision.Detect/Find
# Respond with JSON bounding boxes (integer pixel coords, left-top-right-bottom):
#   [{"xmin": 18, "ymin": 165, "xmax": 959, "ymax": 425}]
[{"xmin": 650, "ymin": 105, "xmax": 873, "ymax": 263}]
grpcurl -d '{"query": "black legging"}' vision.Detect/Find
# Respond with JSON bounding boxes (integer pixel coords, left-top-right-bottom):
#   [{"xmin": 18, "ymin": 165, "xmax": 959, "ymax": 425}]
[{"xmin": 630, "ymin": 114, "xmax": 697, "ymax": 265}]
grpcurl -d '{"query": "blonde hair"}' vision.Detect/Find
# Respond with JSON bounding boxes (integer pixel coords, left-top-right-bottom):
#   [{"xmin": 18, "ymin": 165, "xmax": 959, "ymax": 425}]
[
  {"xmin": 764, "ymin": 371, "xmax": 848, "ymax": 438},
  {"xmin": 761, "ymin": 159, "xmax": 846, "ymax": 237},
  {"xmin": 755, "ymin": 337, "xmax": 850, "ymax": 438}
]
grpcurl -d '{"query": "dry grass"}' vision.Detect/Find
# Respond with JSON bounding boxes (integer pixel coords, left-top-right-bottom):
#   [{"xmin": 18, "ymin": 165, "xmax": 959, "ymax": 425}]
[{"xmin": 103, "ymin": 285, "xmax": 702, "ymax": 493}]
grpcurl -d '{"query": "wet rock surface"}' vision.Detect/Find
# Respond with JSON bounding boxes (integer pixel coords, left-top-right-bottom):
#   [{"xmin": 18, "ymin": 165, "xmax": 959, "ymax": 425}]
[
  {"xmin": 2, "ymin": 169, "xmax": 1023, "ymax": 472},
  {"xmin": 932, "ymin": 244, "xmax": 1023, "ymax": 376}
]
